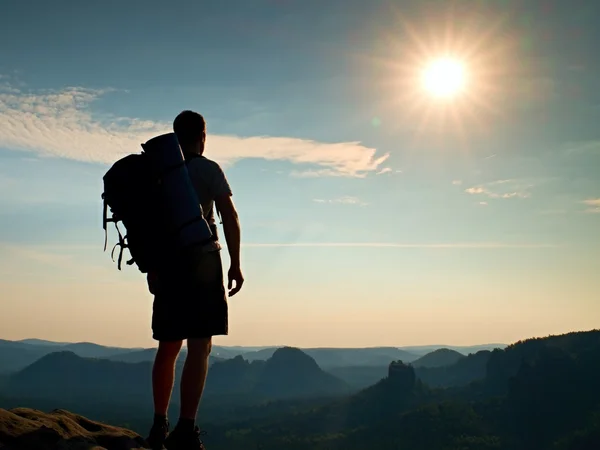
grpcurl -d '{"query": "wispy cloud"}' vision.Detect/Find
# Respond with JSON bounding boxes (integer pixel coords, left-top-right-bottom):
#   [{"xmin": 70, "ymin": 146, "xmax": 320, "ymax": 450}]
[
  {"xmin": 582, "ymin": 198, "xmax": 600, "ymax": 213},
  {"xmin": 452, "ymin": 180, "xmax": 463, "ymax": 186},
  {"xmin": 0, "ymin": 83, "xmax": 388, "ymax": 177},
  {"xmin": 241, "ymin": 242, "xmax": 558, "ymax": 249},
  {"xmin": 376, "ymin": 167, "xmax": 393, "ymax": 175},
  {"xmin": 465, "ymin": 178, "xmax": 532, "ymax": 200},
  {"xmin": 313, "ymin": 196, "xmax": 368, "ymax": 206}
]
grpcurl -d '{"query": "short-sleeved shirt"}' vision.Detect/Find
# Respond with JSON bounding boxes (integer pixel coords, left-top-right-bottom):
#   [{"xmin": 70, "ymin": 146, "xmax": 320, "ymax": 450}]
[{"xmin": 186, "ymin": 155, "xmax": 232, "ymax": 224}]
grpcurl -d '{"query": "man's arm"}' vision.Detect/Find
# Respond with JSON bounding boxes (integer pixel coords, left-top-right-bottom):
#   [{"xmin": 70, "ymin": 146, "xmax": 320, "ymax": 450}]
[{"xmin": 215, "ymin": 194, "xmax": 244, "ymax": 296}]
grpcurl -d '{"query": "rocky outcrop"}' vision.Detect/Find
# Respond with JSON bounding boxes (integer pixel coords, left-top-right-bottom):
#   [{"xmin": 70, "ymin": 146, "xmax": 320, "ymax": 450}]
[
  {"xmin": 388, "ymin": 360, "xmax": 416, "ymax": 391},
  {"xmin": 0, "ymin": 408, "xmax": 147, "ymax": 449}
]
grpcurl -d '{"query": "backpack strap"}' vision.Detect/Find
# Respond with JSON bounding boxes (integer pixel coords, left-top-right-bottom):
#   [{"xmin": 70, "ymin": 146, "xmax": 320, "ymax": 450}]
[
  {"xmin": 102, "ymin": 193, "xmax": 109, "ymax": 251},
  {"xmin": 110, "ymin": 221, "xmax": 133, "ymax": 270}
]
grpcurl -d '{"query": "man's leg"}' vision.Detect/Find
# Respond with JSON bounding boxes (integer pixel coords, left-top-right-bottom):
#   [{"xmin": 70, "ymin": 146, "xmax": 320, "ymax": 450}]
[
  {"xmin": 147, "ymin": 340, "xmax": 183, "ymax": 449},
  {"xmin": 179, "ymin": 337, "xmax": 212, "ymax": 420},
  {"xmin": 163, "ymin": 338, "xmax": 212, "ymax": 448},
  {"xmin": 153, "ymin": 340, "xmax": 183, "ymax": 416}
]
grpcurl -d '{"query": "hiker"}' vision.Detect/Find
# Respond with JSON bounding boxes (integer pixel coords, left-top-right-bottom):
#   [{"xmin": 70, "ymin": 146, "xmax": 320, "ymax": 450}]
[{"xmin": 146, "ymin": 110, "xmax": 244, "ymax": 450}]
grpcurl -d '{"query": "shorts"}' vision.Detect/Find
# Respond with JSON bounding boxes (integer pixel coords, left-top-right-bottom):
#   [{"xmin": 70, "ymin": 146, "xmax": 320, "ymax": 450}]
[{"xmin": 151, "ymin": 250, "xmax": 228, "ymax": 341}]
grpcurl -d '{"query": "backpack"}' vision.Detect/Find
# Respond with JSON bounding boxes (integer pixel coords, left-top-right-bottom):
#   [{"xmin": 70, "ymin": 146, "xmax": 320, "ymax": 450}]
[
  {"xmin": 101, "ymin": 137, "xmax": 220, "ymax": 274},
  {"xmin": 102, "ymin": 151, "xmax": 169, "ymax": 273}
]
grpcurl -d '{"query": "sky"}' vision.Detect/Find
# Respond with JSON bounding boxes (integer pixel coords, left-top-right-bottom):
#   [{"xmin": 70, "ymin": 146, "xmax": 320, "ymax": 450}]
[{"xmin": 0, "ymin": 0, "xmax": 598, "ymax": 349}]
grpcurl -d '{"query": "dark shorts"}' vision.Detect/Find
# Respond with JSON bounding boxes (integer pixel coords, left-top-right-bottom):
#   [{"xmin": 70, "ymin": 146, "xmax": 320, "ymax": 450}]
[{"xmin": 151, "ymin": 250, "xmax": 228, "ymax": 341}]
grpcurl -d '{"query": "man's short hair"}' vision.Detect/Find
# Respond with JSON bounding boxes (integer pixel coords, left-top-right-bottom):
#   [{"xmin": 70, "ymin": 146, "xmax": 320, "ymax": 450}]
[{"xmin": 173, "ymin": 110, "xmax": 206, "ymax": 149}]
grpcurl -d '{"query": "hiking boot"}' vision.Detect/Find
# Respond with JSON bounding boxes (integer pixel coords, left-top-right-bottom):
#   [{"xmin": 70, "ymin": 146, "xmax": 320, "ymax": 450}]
[
  {"xmin": 146, "ymin": 418, "xmax": 170, "ymax": 450},
  {"xmin": 164, "ymin": 425, "xmax": 207, "ymax": 450}
]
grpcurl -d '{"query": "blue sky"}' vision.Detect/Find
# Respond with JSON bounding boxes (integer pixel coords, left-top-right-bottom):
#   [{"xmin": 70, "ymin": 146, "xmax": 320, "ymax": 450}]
[{"xmin": 0, "ymin": 0, "xmax": 599, "ymax": 348}]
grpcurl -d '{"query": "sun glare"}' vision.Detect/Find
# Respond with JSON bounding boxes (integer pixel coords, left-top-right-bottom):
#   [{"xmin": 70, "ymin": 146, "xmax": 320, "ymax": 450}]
[
  {"xmin": 357, "ymin": 2, "xmax": 516, "ymax": 141},
  {"xmin": 421, "ymin": 58, "xmax": 467, "ymax": 99}
]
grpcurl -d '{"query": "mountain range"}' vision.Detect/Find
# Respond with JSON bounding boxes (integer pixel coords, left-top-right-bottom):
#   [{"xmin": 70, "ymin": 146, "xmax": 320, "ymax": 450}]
[
  {"xmin": 2, "ymin": 329, "xmax": 598, "ymax": 450},
  {"xmin": 0, "ymin": 338, "xmax": 505, "ymax": 374}
]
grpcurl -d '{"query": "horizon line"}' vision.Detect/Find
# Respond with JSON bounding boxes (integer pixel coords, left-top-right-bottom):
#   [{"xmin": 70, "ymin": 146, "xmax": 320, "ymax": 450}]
[{"xmin": 3, "ymin": 336, "xmax": 509, "ymax": 350}]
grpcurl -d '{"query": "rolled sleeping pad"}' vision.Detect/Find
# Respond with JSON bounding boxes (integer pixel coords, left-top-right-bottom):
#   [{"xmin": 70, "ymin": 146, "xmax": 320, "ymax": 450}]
[{"xmin": 141, "ymin": 133, "xmax": 214, "ymax": 250}]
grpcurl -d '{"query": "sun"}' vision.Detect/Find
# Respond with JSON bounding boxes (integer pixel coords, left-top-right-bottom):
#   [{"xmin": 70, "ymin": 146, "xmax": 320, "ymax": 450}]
[{"xmin": 421, "ymin": 57, "xmax": 467, "ymax": 99}]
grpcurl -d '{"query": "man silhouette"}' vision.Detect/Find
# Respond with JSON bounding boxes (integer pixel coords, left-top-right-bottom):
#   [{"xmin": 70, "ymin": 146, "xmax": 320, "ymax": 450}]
[{"xmin": 146, "ymin": 110, "xmax": 244, "ymax": 450}]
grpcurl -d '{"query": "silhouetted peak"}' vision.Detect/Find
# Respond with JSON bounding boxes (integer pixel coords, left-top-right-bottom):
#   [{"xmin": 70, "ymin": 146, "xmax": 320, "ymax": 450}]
[
  {"xmin": 218, "ymin": 354, "xmax": 250, "ymax": 367},
  {"xmin": 32, "ymin": 350, "xmax": 81, "ymax": 364},
  {"xmin": 411, "ymin": 348, "xmax": 466, "ymax": 368},
  {"xmin": 388, "ymin": 360, "xmax": 416, "ymax": 390},
  {"xmin": 268, "ymin": 346, "xmax": 320, "ymax": 369},
  {"xmin": 430, "ymin": 348, "xmax": 459, "ymax": 355}
]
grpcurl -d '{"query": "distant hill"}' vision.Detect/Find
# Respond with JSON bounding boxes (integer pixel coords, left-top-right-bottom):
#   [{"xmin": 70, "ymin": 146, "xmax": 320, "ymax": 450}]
[
  {"xmin": 5, "ymin": 338, "xmax": 511, "ymax": 371},
  {"xmin": 0, "ymin": 338, "xmax": 506, "ymax": 375},
  {"xmin": 328, "ymin": 348, "xmax": 488, "ymax": 391},
  {"xmin": 254, "ymin": 347, "xmax": 349, "ymax": 398},
  {"xmin": 3, "ymin": 347, "xmax": 348, "ymax": 406},
  {"xmin": 0, "ymin": 340, "xmax": 137, "ymax": 373},
  {"xmin": 415, "ymin": 350, "xmax": 492, "ymax": 388},
  {"xmin": 398, "ymin": 343, "xmax": 506, "ymax": 357},
  {"xmin": 16, "ymin": 338, "xmax": 70, "ymax": 346},
  {"xmin": 234, "ymin": 347, "xmax": 278, "ymax": 361},
  {"xmin": 411, "ymin": 348, "xmax": 466, "ymax": 368},
  {"xmin": 59, "ymin": 342, "xmax": 135, "ymax": 358},
  {"xmin": 205, "ymin": 347, "xmax": 350, "ymax": 399},
  {"xmin": 205, "ymin": 355, "xmax": 265, "ymax": 396},
  {"xmin": 3, "ymin": 330, "xmax": 600, "ymax": 450},
  {"xmin": 239, "ymin": 346, "xmax": 419, "ymax": 368},
  {"xmin": 5, "ymin": 351, "xmax": 153, "ymax": 405},
  {"xmin": 106, "ymin": 348, "xmax": 223, "ymax": 366},
  {"xmin": 0, "ymin": 339, "xmax": 56, "ymax": 374},
  {"xmin": 206, "ymin": 330, "xmax": 600, "ymax": 450},
  {"xmin": 326, "ymin": 365, "xmax": 389, "ymax": 390},
  {"xmin": 305, "ymin": 347, "xmax": 418, "ymax": 368}
]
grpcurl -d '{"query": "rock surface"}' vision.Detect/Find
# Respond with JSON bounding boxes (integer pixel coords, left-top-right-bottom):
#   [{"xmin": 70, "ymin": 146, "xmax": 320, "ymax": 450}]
[{"xmin": 0, "ymin": 408, "xmax": 147, "ymax": 449}]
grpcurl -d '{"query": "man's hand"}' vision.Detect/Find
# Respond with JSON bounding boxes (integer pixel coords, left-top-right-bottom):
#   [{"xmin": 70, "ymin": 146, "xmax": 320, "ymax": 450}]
[{"xmin": 227, "ymin": 265, "xmax": 244, "ymax": 297}]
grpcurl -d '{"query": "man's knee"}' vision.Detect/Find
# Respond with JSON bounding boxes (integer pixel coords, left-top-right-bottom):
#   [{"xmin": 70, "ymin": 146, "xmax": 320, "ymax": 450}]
[
  {"xmin": 156, "ymin": 340, "xmax": 183, "ymax": 362},
  {"xmin": 187, "ymin": 337, "xmax": 212, "ymax": 358}
]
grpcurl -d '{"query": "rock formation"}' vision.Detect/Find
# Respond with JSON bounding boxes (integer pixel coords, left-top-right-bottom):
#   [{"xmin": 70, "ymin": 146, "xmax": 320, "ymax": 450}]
[{"xmin": 0, "ymin": 408, "xmax": 147, "ymax": 450}]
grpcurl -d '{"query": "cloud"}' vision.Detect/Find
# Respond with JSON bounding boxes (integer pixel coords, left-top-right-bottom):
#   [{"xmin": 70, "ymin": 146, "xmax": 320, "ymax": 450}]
[
  {"xmin": 465, "ymin": 179, "xmax": 532, "ymax": 200},
  {"xmin": 582, "ymin": 198, "xmax": 600, "ymax": 214},
  {"xmin": 0, "ymin": 83, "xmax": 388, "ymax": 177},
  {"xmin": 376, "ymin": 167, "xmax": 392, "ymax": 175},
  {"xmin": 313, "ymin": 196, "xmax": 367, "ymax": 206},
  {"xmin": 241, "ymin": 242, "xmax": 558, "ymax": 249},
  {"xmin": 452, "ymin": 180, "xmax": 463, "ymax": 186}
]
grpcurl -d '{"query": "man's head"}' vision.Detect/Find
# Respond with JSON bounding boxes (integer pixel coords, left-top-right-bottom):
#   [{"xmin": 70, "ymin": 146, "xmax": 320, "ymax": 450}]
[{"xmin": 173, "ymin": 110, "xmax": 207, "ymax": 155}]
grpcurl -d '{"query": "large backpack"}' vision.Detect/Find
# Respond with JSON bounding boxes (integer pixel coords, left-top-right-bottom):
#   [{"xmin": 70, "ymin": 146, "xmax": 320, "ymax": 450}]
[
  {"xmin": 102, "ymin": 151, "xmax": 170, "ymax": 273},
  {"xmin": 102, "ymin": 139, "xmax": 220, "ymax": 274}
]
